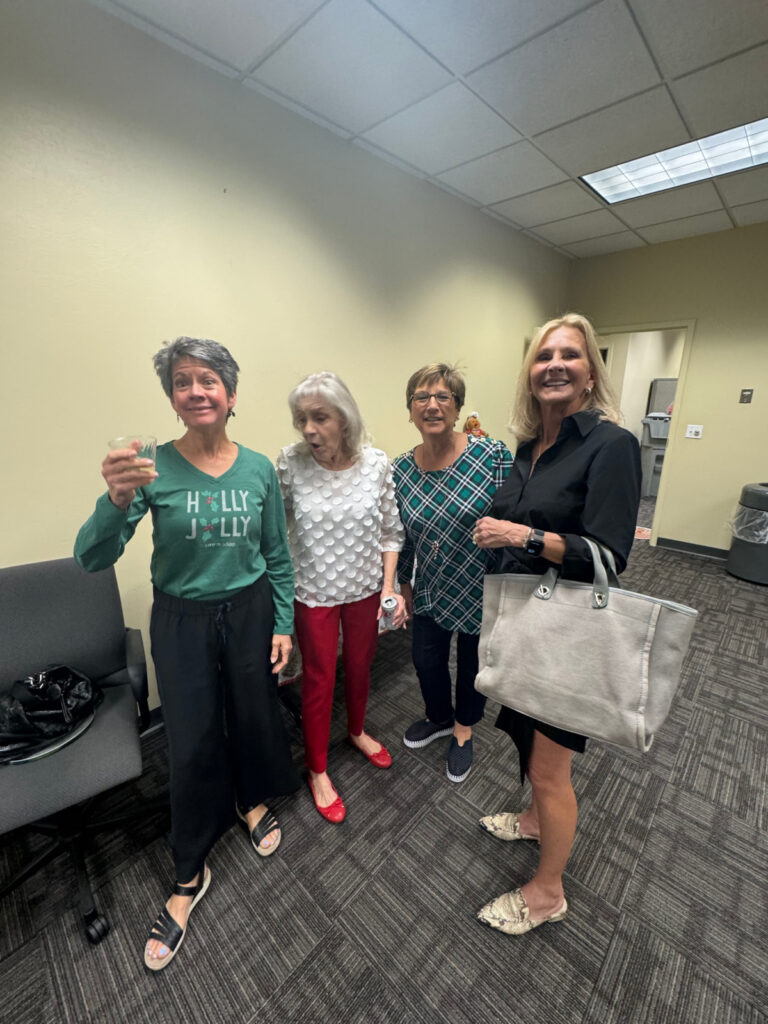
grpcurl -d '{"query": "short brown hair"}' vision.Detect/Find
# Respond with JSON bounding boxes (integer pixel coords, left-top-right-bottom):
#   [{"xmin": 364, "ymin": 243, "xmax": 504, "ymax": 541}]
[{"xmin": 405, "ymin": 363, "xmax": 466, "ymax": 413}]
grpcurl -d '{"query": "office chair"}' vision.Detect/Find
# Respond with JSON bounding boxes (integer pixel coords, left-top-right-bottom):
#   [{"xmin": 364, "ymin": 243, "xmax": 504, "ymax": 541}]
[{"xmin": 0, "ymin": 557, "xmax": 168, "ymax": 944}]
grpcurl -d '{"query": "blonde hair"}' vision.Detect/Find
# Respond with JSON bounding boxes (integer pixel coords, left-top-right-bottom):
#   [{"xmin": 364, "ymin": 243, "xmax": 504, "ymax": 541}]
[{"xmin": 510, "ymin": 313, "xmax": 621, "ymax": 441}]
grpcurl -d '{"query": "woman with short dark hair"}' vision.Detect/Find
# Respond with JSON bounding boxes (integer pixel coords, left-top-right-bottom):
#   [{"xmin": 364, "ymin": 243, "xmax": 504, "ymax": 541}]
[{"xmin": 75, "ymin": 336, "xmax": 299, "ymax": 970}]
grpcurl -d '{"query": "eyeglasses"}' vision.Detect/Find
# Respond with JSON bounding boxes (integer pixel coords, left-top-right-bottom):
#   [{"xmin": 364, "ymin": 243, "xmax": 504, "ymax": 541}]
[{"xmin": 410, "ymin": 391, "xmax": 455, "ymax": 406}]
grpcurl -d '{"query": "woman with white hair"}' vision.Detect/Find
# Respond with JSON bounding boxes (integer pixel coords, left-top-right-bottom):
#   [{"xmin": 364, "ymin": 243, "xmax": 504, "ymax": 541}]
[{"xmin": 277, "ymin": 372, "xmax": 406, "ymax": 824}]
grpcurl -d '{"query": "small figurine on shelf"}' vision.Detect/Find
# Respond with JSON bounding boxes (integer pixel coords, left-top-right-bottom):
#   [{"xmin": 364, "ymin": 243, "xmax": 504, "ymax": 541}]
[{"xmin": 462, "ymin": 411, "xmax": 489, "ymax": 438}]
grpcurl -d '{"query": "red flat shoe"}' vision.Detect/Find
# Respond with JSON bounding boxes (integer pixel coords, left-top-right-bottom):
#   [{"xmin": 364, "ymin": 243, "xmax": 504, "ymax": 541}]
[
  {"xmin": 349, "ymin": 735, "xmax": 392, "ymax": 769},
  {"xmin": 308, "ymin": 776, "xmax": 346, "ymax": 824}
]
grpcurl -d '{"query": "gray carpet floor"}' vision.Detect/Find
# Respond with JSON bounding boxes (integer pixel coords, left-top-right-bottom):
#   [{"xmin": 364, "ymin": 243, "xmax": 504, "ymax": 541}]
[{"xmin": 1, "ymin": 539, "xmax": 767, "ymax": 1024}]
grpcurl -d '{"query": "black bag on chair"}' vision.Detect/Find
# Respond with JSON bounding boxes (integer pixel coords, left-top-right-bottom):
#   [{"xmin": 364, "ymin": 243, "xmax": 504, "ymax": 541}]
[{"xmin": 0, "ymin": 665, "xmax": 103, "ymax": 764}]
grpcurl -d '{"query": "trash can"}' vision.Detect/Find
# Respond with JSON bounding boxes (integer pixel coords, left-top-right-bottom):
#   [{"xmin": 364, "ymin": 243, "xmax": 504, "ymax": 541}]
[
  {"xmin": 640, "ymin": 414, "xmax": 670, "ymax": 498},
  {"xmin": 726, "ymin": 482, "xmax": 768, "ymax": 584}
]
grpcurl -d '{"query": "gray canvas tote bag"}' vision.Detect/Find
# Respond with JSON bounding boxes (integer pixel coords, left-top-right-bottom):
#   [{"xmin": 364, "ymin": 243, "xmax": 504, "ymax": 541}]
[{"xmin": 475, "ymin": 539, "xmax": 698, "ymax": 752}]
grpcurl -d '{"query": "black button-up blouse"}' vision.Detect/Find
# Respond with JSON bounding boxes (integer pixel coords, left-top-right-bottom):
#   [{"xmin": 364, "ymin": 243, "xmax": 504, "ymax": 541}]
[{"xmin": 489, "ymin": 410, "xmax": 641, "ymax": 582}]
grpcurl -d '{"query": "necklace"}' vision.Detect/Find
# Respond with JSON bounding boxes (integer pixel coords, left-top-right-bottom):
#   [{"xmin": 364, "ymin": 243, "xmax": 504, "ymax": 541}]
[{"xmin": 413, "ymin": 435, "xmax": 469, "ymax": 559}]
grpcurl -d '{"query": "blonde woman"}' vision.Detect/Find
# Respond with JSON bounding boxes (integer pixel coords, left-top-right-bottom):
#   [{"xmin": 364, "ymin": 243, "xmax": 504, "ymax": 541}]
[{"xmin": 473, "ymin": 313, "xmax": 640, "ymax": 936}]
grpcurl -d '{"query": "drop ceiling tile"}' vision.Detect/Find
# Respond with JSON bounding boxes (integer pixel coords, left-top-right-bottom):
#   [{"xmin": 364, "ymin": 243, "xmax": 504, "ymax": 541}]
[
  {"xmin": 108, "ymin": 0, "xmax": 325, "ymax": 71},
  {"xmin": 372, "ymin": 0, "xmax": 594, "ymax": 74},
  {"xmin": 532, "ymin": 209, "xmax": 626, "ymax": 245},
  {"xmin": 672, "ymin": 44, "xmax": 768, "ymax": 139},
  {"xmin": 717, "ymin": 165, "xmax": 768, "ymax": 207},
  {"xmin": 637, "ymin": 210, "xmax": 733, "ymax": 243},
  {"xmin": 491, "ymin": 182, "xmax": 603, "ymax": 226},
  {"xmin": 244, "ymin": 78, "xmax": 353, "ymax": 137},
  {"xmin": 612, "ymin": 181, "xmax": 724, "ymax": 227},
  {"xmin": 249, "ymin": 0, "xmax": 452, "ymax": 134},
  {"xmin": 430, "ymin": 179, "xmax": 483, "ymax": 205},
  {"xmin": 467, "ymin": 0, "xmax": 659, "ymax": 136},
  {"xmin": 353, "ymin": 137, "xmax": 427, "ymax": 175},
  {"xmin": 563, "ymin": 231, "xmax": 646, "ymax": 257},
  {"xmin": 535, "ymin": 87, "xmax": 690, "ymax": 176},
  {"xmin": 524, "ymin": 233, "xmax": 577, "ymax": 259},
  {"xmin": 436, "ymin": 142, "xmax": 568, "ymax": 204},
  {"xmin": 360, "ymin": 82, "xmax": 520, "ymax": 175},
  {"xmin": 628, "ymin": 0, "xmax": 768, "ymax": 78},
  {"xmin": 731, "ymin": 199, "xmax": 768, "ymax": 226}
]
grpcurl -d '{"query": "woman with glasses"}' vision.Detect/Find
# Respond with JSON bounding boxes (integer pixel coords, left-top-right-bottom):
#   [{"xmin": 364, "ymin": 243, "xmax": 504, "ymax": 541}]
[{"xmin": 393, "ymin": 364, "xmax": 512, "ymax": 783}]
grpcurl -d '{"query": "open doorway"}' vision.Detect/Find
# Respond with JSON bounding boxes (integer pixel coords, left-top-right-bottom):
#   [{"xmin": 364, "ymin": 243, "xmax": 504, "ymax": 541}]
[{"xmin": 599, "ymin": 327, "xmax": 687, "ymax": 536}]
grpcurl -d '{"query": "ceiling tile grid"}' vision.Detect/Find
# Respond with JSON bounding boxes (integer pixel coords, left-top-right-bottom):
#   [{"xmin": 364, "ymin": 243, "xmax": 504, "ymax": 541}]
[
  {"xmin": 628, "ymin": 0, "xmax": 768, "ymax": 78},
  {"xmin": 637, "ymin": 210, "xmax": 734, "ymax": 244},
  {"xmin": 564, "ymin": 231, "xmax": 647, "ymax": 257},
  {"xmin": 530, "ymin": 209, "xmax": 630, "ymax": 246},
  {"xmin": 358, "ymin": 81, "xmax": 521, "ymax": 175},
  {"xmin": 732, "ymin": 199, "xmax": 768, "ymax": 226},
  {"xmin": 609, "ymin": 181, "xmax": 725, "ymax": 228},
  {"xmin": 532, "ymin": 87, "xmax": 691, "ymax": 178},
  {"xmin": 85, "ymin": 0, "xmax": 768, "ymax": 256},
  {"xmin": 371, "ymin": 0, "xmax": 598, "ymax": 75},
  {"xmin": 466, "ymin": 0, "xmax": 661, "ymax": 137},
  {"xmin": 437, "ymin": 142, "xmax": 569, "ymax": 205},
  {"xmin": 490, "ymin": 182, "xmax": 604, "ymax": 228},
  {"xmin": 717, "ymin": 165, "xmax": 768, "ymax": 207},
  {"xmin": 670, "ymin": 43, "xmax": 768, "ymax": 140},
  {"xmin": 246, "ymin": 0, "xmax": 453, "ymax": 135}
]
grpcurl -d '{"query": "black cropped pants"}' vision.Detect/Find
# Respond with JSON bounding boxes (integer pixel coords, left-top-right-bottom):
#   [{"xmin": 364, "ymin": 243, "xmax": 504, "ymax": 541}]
[{"xmin": 150, "ymin": 575, "xmax": 299, "ymax": 882}]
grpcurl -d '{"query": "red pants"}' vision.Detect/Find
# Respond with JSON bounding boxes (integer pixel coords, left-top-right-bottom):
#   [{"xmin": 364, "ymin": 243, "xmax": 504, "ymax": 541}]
[{"xmin": 294, "ymin": 592, "xmax": 380, "ymax": 773}]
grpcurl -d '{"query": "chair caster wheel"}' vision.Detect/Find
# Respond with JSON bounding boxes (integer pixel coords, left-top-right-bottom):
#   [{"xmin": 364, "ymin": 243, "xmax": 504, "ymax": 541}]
[{"xmin": 84, "ymin": 913, "xmax": 110, "ymax": 945}]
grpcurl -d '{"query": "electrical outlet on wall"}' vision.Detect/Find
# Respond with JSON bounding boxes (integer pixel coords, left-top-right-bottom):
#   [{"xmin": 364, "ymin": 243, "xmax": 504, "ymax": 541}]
[{"xmin": 685, "ymin": 424, "xmax": 703, "ymax": 438}]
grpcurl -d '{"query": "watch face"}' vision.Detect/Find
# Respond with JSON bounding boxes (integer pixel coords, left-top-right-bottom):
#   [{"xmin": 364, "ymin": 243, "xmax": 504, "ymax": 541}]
[{"xmin": 526, "ymin": 529, "xmax": 545, "ymax": 555}]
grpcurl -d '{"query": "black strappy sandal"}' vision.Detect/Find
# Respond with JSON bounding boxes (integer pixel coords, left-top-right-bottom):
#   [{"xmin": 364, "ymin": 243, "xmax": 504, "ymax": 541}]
[
  {"xmin": 143, "ymin": 865, "xmax": 211, "ymax": 972},
  {"xmin": 236, "ymin": 804, "xmax": 282, "ymax": 857}
]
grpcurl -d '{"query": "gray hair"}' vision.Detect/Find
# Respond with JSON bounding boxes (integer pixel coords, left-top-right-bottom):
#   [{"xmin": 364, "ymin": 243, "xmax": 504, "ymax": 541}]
[
  {"xmin": 153, "ymin": 337, "xmax": 239, "ymax": 398},
  {"xmin": 288, "ymin": 372, "xmax": 368, "ymax": 458}
]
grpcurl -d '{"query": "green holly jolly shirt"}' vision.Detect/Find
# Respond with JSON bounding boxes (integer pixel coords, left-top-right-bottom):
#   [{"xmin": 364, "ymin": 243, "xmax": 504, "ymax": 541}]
[{"xmin": 74, "ymin": 442, "xmax": 294, "ymax": 633}]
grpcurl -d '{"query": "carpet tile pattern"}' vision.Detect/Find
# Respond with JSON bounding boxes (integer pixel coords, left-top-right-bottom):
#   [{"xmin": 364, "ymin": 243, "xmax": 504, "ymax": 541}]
[{"xmin": 1, "ymin": 540, "xmax": 766, "ymax": 1023}]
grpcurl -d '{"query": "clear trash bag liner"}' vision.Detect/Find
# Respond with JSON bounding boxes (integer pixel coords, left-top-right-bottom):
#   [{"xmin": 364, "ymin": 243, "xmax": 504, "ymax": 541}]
[{"xmin": 730, "ymin": 506, "xmax": 768, "ymax": 544}]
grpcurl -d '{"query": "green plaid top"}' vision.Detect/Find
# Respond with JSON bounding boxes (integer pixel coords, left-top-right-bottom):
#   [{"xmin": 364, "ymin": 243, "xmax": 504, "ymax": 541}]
[{"xmin": 394, "ymin": 435, "xmax": 513, "ymax": 634}]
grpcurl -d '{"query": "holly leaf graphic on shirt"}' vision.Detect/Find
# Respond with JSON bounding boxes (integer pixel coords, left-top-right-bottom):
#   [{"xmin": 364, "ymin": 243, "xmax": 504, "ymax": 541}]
[
  {"xmin": 202, "ymin": 490, "xmax": 219, "ymax": 512},
  {"xmin": 200, "ymin": 517, "xmax": 219, "ymax": 542}
]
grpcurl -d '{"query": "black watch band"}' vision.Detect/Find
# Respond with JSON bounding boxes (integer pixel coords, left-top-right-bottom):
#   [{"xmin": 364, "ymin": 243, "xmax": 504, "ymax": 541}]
[{"xmin": 525, "ymin": 528, "xmax": 546, "ymax": 556}]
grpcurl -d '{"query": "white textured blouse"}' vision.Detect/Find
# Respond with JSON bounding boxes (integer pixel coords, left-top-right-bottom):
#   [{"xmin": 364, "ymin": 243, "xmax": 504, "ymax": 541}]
[{"xmin": 276, "ymin": 444, "xmax": 405, "ymax": 608}]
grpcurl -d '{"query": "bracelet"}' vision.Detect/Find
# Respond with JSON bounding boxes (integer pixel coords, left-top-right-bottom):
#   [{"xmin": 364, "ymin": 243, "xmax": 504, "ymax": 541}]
[{"xmin": 523, "ymin": 526, "xmax": 534, "ymax": 549}]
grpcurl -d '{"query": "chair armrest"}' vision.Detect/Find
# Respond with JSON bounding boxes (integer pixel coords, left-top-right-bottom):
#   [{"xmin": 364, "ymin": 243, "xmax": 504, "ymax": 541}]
[{"xmin": 125, "ymin": 627, "xmax": 151, "ymax": 732}]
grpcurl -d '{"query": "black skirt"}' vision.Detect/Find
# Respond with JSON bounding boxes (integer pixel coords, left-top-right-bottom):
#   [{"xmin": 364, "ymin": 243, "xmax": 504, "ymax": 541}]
[{"xmin": 495, "ymin": 705, "xmax": 587, "ymax": 784}]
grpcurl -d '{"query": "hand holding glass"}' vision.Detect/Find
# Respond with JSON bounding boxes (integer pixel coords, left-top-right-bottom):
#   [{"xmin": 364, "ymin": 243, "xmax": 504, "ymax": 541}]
[{"xmin": 108, "ymin": 435, "xmax": 157, "ymax": 472}]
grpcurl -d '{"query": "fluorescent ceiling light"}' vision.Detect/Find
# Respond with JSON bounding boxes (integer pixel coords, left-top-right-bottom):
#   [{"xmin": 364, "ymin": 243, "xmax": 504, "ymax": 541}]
[{"xmin": 582, "ymin": 118, "xmax": 768, "ymax": 204}]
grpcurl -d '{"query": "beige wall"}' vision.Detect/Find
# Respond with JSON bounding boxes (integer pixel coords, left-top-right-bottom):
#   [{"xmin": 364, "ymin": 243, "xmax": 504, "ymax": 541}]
[
  {"xmin": 570, "ymin": 224, "xmax": 768, "ymax": 551},
  {"xmin": 1, "ymin": 0, "xmax": 568, "ymax": 701}
]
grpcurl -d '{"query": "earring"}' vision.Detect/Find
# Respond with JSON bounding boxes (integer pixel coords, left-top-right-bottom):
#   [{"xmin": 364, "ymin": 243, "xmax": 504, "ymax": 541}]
[{"xmin": 585, "ymin": 386, "xmax": 592, "ymax": 396}]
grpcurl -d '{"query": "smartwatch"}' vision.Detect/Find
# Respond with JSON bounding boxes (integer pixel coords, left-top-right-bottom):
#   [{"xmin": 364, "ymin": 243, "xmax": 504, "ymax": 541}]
[{"xmin": 525, "ymin": 528, "xmax": 546, "ymax": 556}]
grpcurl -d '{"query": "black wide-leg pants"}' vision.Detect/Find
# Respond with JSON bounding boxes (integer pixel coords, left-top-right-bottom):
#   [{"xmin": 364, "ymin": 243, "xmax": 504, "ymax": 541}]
[{"xmin": 150, "ymin": 575, "xmax": 300, "ymax": 882}]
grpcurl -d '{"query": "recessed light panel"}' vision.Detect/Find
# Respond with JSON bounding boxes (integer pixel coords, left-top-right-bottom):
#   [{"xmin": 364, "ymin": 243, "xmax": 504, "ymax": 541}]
[{"xmin": 582, "ymin": 119, "xmax": 768, "ymax": 204}]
